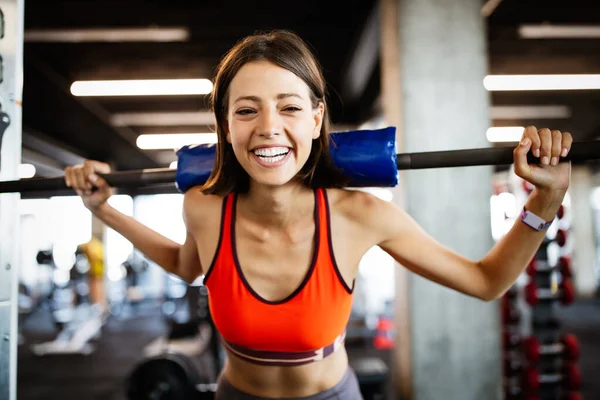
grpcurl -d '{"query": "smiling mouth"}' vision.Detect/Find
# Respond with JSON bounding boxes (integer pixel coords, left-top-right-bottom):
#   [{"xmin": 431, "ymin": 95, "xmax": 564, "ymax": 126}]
[{"xmin": 251, "ymin": 147, "xmax": 291, "ymax": 163}]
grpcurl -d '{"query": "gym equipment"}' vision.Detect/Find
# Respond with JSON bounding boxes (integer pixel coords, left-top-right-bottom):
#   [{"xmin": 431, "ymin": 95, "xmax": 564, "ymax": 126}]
[
  {"xmin": 31, "ymin": 303, "xmax": 105, "ymax": 356},
  {"xmin": 524, "ymin": 280, "xmax": 575, "ymax": 306},
  {"xmin": 522, "ymin": 334, "xmax": 580, "ymax": 362},
  {"xmin": 523, "ymin": 363, "xmax": 582, "ymax": 391},
  {"xmin": 0, "ymin": 112, "xmax": 10, "ymax": 167},
  {"xmin": 127, "ymin": 352, "xmax": 214, "ymax": 400},
  {"xmin": 526, "ymin": 257, "xmax": 572, "ymax": 278},
  {"xmin": 555, "ymin": 229, "xmax": 568, "ymax": 247},
  {"xmin": 525, "ymin": 393, "xmax": 582, "ymax": 400},
  {"xmin": 1, "ymin": 135, "xmax": 600, "ymax": 194},
  {"xmin": 128, "ymin": 283, "xmax": 220, "ymax": 400},
  {"xmin": 503, "ymin": 331, "xmax": 521, "ymax": 350},
  {"xmin": 29, "ymin": 248, "xmax": 106, "ymax": 356},
  {"xmin": 556, "ymin": 204, "xmax": 565, "ymax": 220},
  {"xmin": 177, "ymin": 127, "xmax": 398, "ymax": 190},
  {"xmin": 503, "ymin": 356, "xmax": 523, "ymax": 376},
  {"xmin": 502, "ymin": 304, "xmax": 521, "ymax": 325}
]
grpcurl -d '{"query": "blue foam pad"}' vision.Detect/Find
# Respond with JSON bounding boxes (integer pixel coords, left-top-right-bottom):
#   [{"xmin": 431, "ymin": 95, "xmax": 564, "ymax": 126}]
[{"xmin": 175, "ymin": 126, "xmax": 397, "ymax": 192}]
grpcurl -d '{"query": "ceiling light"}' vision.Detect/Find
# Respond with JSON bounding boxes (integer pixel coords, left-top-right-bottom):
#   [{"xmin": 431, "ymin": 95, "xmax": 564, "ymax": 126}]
[
  {"xmin": 136, "ymin": 133, "xmax": 218, "ymax": 150},
  {"xmin": 70, "ymin": 79, "xmax": 213, "ymax": 97},
  {"xmin": 484, "ymin": 75, "xmax": 600, "ymax": 91},
  {"xmin": 19, "ymin": 164, "xmax": 36, "ymax": 179},
  {"xmin": 111, "ymin": 111, "xmax": 215, "ymax": 127},
  {"xmin": 486, "ymin": 127, "xmax": 524, "ymax": 143},
  {"xmin": 519, "ymin": 24, "xmax": 600, "ymax": 39},
  {"xmin": 25, "ymin": 27, "xmax": 189, "ymax": 43}
]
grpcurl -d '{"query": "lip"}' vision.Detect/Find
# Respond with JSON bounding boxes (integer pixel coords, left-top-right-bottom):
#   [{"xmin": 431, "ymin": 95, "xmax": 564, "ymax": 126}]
[
  {"xmin": 251, "ymin": 148, "xmax": 293, "ymax": 168},
  {"xmin": 250, "ymin": 144, "xmax": 292, "ymax": 151}
]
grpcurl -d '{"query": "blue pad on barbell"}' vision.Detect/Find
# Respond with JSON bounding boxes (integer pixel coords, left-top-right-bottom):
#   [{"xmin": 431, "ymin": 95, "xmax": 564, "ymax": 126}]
[{"xmin": 175, "ymin": 126, "xmax": 398, "ymax": 192}]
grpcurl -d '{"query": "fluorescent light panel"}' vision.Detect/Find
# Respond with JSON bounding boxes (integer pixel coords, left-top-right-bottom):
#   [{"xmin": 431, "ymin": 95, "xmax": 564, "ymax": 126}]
[
  {"xmin": 136, "ymin": 133, "xmax": 218, "ymax": 150},
  {"xmin": 24, "ymin": 27, "xmax": 189, "ymax": 43},
  {"xmin": 19, "ymin": 163, "xmax": 36, "ymax": 179},
  {"xmin": 490, "ymin": 105, "xmax": 571, "ymax": 120},
  {"xmin": 111, "ymin": 111, "xmax": 215, "ymax": 127},
  {"xmin": 486, "ymin": 127, "xmax": 524, "ymax": 143},
  {"xmin": 484, "ymin": 75, "xmax": 600, "ymax": 91},
  {"xmin": 70, "ymin": 79, "xmax": 213, "ymax": 97},
  {"xmin": 519, "ymin": 24, "xmax": 600, "ymax": 39}
]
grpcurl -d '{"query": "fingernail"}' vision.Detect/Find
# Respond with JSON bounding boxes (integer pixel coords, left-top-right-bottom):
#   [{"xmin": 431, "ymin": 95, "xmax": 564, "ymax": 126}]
[
  {"xmin": 561, "ymin": 148, "xmax": 568, "ymax": 157},
  {"xmin": 551, "ymin": 157, "xmax": 558, "ymax": 166},
  {"xmin": 521, "ymin": 138, "xmax": 530, "ymax": 146},
  {"xmin": 89, "ymin": 174, "xmax": 98, "ymax": 182},
  {"xmin": 541, "ymin": 156, "xmax": 549, "ymax": 165},
  {"xmin": 534, "ymin": 149, "xmax": 540, "ymax": 158}
]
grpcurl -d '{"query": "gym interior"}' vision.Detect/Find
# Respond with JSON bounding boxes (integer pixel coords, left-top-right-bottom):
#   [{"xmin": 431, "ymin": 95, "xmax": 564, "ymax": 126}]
[{"xmin": 1, "ymin": 1, "xmax": 600, "ymax": 399}]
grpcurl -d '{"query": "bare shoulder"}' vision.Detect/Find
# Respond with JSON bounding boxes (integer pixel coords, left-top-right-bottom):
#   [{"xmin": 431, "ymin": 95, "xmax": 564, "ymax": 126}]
[
  {"xmin": 182, "ymin": 188, "xmax": 226, "ymax": 231},
  {"xmin": 325, "ymin": 188, "xmax": 395, "ymax": 229}
]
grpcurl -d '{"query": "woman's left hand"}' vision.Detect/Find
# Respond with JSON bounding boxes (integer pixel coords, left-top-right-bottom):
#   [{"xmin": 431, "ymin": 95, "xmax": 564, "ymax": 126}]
[{"xmin": 513, "ymin": 126, "xmax": 572, "ymax": 193}]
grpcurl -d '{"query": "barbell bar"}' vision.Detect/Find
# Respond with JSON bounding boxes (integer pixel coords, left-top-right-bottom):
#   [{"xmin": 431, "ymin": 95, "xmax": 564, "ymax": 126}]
[{"xmin": 0, "ymin": 140, "xmax": 598, "ymax": 194}]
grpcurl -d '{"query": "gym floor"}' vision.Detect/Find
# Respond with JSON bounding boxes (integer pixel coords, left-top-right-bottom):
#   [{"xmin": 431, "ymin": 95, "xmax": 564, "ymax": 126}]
[{"xmin": 17, "ymin": 299, "xmax": 600, "ymax": 400}]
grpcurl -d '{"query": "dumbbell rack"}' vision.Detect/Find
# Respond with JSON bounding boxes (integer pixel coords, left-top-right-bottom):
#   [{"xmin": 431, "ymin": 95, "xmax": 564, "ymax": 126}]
[
  {"xmin": 502, "ymin": 285, "xmax": 524, "ymax": 400},
  {"xmin": 502, "ymin": 204, "xmax": 583, "ymax": 400}
]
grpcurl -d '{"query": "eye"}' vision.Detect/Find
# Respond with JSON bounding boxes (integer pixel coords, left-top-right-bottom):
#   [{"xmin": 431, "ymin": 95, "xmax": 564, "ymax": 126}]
[
  {"xmin": 283, "ymin": 106, "xmax": 302, "ymax": 112},
  {"xmin": 235, "ymin": 108, "xmax": 255, "ymax": 115}
]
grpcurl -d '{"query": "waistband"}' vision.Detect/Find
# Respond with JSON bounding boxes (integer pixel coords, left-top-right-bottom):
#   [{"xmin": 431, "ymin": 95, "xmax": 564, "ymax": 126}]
[{"xmin": 222, "ymin": 331, "xmax": 346, "ymax": 367}]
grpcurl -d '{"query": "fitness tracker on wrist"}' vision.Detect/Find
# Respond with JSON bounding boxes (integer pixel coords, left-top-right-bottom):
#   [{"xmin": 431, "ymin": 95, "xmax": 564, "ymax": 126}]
[{"xmin": 520, "ymin": 207, "xmax": 553, "ymax": 231}]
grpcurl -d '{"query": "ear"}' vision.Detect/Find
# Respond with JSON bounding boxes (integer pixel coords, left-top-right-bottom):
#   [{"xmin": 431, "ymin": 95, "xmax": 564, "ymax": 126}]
[
  {"xmin": 312, "ymin": 102, "xmax": 324, "ymax": 140},
  {"xmin": 224, "ymin": 120, "xmax": 232, "ymax": 143}
]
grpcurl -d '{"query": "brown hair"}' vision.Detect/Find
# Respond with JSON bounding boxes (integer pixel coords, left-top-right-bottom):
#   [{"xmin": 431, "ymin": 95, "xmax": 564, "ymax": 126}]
[{"xmin": 200, "ymin": 30, "xmax": 348, "ymax": 195}]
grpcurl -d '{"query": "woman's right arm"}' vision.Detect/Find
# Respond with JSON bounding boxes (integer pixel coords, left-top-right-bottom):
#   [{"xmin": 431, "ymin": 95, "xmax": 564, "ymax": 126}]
[{"xmin": 65, "ymin": 160, "xmax": 203, "ymax": 283}]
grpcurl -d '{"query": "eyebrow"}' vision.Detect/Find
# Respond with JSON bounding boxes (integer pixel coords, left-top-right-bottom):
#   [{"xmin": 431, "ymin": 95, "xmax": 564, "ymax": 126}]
[{"xmin": 233, "ymin": 93, "xmax": 304, "ymax": 104}]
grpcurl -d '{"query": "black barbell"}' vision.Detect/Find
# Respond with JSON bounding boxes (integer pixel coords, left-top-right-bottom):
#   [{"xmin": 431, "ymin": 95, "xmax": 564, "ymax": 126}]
[{"xmin": 1, "ymin": 141, "xmax": 599, "ymax": 194}]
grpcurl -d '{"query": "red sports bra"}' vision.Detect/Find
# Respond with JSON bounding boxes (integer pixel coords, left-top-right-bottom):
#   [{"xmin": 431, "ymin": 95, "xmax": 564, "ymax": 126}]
[{"xmin": 203, "ymin": 188, "xmax": 354, "ymax": 366}]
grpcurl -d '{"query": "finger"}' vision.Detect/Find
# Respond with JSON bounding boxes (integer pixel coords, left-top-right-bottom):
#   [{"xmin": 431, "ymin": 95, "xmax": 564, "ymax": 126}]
[
  {"xmin": 82, "ymin": 163, "xmax": 96, "ymax": 191},
  {"xmin": 85, "ymin": 160, "xmax": 112, "ymax": 175},
  {"xmin": 538, "ymin": 128, "xmax": 552, "ymax": 166},
  {"xmin": 64, "ymin": 167, "xmax": 72, "ymax": 187},
  {"xmin": 523, "ymin": 126, "xmax": 540, "ymax": 158},
  {"xmin": 561, "ymin": 132, "xmax": 573, "ymax": 158},
  {"xmin": 513, "ymin": 136, "xmax": 532, "ymax": 178},
  {"xmin": 550, "ymin": 130, "xmax": 562, "ymax": 166},
  {"xmin": 74, "ymin": 167, "xmax": 88, "ymax": 193},
  {"xmin": 92, "ymin": 175, "xmax": 110, "ymax": 190}
]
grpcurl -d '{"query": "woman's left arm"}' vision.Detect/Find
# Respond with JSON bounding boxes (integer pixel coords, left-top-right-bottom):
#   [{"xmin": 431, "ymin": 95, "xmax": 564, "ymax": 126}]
[
  {"xmin": 477, "ymin": 126, "xmax": 572, "ymax": 299},
  {"xmin": 369, "ymin": 126, "xmax": 572, "ymax": 301}
]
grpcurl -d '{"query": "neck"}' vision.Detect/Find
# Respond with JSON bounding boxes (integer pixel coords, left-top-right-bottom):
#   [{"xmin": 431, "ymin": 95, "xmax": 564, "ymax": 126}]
[{"xmin": 241, "ymin": 180, "xmax": 314, "ymax": 228}]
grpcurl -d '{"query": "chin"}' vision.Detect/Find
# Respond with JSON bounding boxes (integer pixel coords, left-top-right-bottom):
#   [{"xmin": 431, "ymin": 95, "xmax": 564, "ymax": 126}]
[{"xmin": 250, "ymin": 172, "xmax": 304, "ymax": 189}]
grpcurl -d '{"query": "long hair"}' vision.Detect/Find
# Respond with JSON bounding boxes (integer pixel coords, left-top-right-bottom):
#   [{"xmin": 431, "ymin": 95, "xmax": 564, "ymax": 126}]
[{"xmin": 200, "ymin": 30, "xmax": 348, "ymax": 195}]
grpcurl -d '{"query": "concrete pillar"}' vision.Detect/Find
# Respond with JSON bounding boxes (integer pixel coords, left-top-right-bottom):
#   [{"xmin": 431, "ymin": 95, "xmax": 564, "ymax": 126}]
[
  {"xmin": 0, "ymin": 1, "xmax": 25, "ymax": 399},
  {"xmin": 380, "ymin": 0, "xmax": 501, "ymax": 399},
  {"xmin": 570, "ymin": 166, "xmax": 597, "ymax": 297}
]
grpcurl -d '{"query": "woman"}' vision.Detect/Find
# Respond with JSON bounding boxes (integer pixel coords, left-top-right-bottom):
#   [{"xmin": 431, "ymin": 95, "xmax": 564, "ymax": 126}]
[{"xmin": 65, "ymin": 30, "xmax": 572, "ymax": 399}]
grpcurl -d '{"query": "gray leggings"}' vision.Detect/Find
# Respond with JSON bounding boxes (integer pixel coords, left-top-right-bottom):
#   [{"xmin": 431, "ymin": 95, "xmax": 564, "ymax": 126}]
[{"xmin": 215, "ymin": 367, "xmax": 364, "ymax": 400}]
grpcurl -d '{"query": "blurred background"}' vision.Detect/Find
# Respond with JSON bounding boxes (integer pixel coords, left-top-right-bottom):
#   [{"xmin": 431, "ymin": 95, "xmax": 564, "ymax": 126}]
[{"xmin": 6, "ymin": 0, "xmax": 600, "ymax": 399}]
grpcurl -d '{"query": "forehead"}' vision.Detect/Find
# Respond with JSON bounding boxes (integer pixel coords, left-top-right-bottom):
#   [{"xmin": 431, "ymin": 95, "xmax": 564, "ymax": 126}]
[{"xmin": 229, "ymin": 61, "xmax": 310, "ymax": 99}]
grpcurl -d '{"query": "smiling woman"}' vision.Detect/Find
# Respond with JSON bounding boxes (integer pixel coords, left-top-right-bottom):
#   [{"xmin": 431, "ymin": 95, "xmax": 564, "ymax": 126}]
[
  {"xmin": 202, "ymin": 31, "xmax": 348, "ymax": 195},
  {"xmin": 63, "ymin": 29, "xmax": 574, "ymax": 400}
]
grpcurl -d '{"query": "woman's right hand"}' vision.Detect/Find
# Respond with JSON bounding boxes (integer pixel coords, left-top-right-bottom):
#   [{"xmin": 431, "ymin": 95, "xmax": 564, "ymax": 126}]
[{"xmin": 64, "ymin": 160, "xmax": 113, "ymax": 212}]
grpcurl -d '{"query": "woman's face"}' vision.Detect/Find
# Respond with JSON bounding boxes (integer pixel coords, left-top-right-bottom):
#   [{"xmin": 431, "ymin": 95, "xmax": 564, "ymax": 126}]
[{"xmin": 225, "ymin": 60, "xmax": 323, "ymax": 188}]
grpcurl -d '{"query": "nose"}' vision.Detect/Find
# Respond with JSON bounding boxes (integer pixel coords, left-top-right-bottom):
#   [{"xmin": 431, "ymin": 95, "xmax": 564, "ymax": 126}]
[{"xmin": 257, "ymin": 108, "xmax": 281, "ymax": 138}]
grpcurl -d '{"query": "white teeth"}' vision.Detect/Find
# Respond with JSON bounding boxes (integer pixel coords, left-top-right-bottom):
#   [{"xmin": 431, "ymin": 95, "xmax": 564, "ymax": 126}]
[
  {"xmin": 253, "ymin": 147, "xmax": 290, "ymax": 157},
  {"xmin": 260, "ymin": 154, "xmax": 286, "ymax": 163}
]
